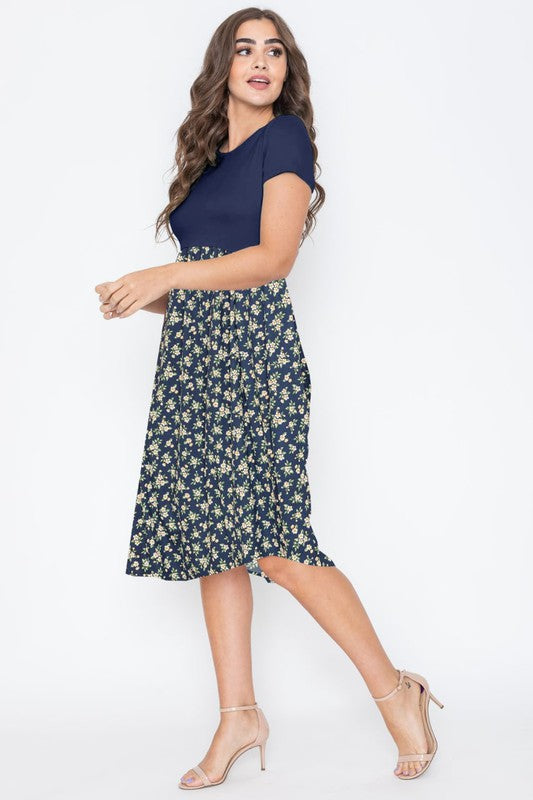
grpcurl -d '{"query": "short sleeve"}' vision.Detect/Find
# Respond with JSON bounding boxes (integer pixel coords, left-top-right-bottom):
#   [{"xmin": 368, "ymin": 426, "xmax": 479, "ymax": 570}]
[{"xmin": 262, "ymin": 115, "xmax": 315, "ymax": 192}]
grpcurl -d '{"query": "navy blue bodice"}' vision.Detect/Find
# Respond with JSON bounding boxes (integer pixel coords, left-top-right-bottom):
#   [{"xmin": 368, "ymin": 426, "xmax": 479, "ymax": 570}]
[{"xmin": 169, "ymin": 114, "xmax": 315, "ymax": 255}]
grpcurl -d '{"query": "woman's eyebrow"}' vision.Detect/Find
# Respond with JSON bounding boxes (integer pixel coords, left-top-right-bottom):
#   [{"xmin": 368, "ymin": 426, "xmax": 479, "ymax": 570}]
[{"xmin": 235, "ymin": 37, "xmax": 284, "ymax": 45}]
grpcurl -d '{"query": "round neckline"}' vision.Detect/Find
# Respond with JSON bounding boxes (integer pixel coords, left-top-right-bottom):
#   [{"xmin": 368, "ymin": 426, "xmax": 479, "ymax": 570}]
[{"xmin": 216, "ymin": 115, "xmax": 282, "ymax": 157}]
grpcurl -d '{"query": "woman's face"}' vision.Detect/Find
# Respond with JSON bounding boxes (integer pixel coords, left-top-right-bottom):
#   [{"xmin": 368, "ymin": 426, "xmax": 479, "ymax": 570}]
[{"xmin": 226, "ymin": 18, "xmax": 288, "ymax": 112}]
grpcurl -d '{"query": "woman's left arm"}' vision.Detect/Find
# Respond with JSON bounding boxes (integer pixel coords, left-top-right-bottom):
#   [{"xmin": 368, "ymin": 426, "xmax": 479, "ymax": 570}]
[
  {"xmin": 140, "ymin": 293, "xmax": 169, "ymax": 315},
  {"xmin": 94, "ymin": 173, "xmax": 310, "ymax": 320},
  {"xmin": 170, "ymin": 171, "xmax": 311, "ymax": 290}
]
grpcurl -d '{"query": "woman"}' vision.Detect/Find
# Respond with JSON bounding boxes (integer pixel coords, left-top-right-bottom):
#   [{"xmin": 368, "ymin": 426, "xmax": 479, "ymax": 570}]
[{"xmin": 95, "ymin": 7, "xmax": 444, "ymax": 788}]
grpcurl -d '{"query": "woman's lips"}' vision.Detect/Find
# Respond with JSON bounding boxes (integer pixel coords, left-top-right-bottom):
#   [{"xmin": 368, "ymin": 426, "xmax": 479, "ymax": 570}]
[{"xmin": 247, "ymin": 78, "xmax": 270, "ymax": 90}]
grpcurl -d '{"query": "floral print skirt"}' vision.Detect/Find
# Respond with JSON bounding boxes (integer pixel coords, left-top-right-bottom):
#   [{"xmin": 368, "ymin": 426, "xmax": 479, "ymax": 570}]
[{"xmin": 125, "ymin": 244, "xmax": 335, "ymax": 583}]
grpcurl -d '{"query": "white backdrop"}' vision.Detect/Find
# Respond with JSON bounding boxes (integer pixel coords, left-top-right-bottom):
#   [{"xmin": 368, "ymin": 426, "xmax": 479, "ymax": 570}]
[{"xmin": 2, "ymin": 1, "xmax": 531, "ymax": 798}]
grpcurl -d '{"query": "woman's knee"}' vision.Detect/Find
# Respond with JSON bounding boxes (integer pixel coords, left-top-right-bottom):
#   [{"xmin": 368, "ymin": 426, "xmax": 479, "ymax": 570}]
[{"xmin": 257, "ymin": 556, "xmax": 295, "ymax": 587}]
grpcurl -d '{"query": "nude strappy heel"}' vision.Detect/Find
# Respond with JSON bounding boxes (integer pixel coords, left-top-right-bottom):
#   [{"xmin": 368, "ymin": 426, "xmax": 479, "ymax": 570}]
[
  {"xmin": 372, "ymin": 669, "xmax": 444, "ymax": 780},
  {"xmin": 178, "ymin": 702, "xmax": 269, "ymax": 790}
]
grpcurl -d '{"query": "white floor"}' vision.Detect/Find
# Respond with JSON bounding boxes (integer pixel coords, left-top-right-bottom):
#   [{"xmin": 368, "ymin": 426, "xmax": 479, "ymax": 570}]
[{"xmin": 4, "ymin": 696, "xmax": 531, "ymax": 799}]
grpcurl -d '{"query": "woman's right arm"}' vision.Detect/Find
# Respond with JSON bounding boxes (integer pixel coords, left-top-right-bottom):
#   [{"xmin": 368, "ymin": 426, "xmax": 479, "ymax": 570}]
[{"xmin": 141, "ymin": 292, "xmax": 169, "ymax": 314}]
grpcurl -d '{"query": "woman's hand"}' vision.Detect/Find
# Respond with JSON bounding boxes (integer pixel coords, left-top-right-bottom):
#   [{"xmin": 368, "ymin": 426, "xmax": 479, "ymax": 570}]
[{"xmin": 95, "ymin": 264, "xmax": 171, "ymax": 319}]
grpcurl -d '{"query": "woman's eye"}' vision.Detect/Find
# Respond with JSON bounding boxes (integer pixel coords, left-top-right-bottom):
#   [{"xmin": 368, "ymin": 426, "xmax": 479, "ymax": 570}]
[{"xmin": 235, "ymin": 47, "xmax": 284, "ymax": 57}]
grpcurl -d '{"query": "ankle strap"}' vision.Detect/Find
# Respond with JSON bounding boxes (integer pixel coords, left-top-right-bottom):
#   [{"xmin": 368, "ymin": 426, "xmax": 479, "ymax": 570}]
[
  {"xmin": 220, "ymin": 702, "xmax": 258, "ymax": 712},
  {"xmin": 372, "ymin": 670, "xmax": 405, "ymax": 702}
]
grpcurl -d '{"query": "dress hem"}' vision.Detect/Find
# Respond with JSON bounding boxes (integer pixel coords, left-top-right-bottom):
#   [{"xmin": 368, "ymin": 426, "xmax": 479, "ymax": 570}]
[{"xmin": 125, "ymin": 550, "xmax": 336, "ymax": 585}]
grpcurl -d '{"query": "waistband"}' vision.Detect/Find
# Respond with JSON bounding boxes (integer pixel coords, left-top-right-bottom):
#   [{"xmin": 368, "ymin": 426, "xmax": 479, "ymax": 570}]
[{"xmin": 175, "ymin": 244, "xmax": 229, "ymax": 261}]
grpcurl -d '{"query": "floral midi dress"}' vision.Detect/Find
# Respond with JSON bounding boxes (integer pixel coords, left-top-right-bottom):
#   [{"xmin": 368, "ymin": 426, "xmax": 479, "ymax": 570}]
[{"xmin": 125, "ymin": 115, "xmax": 336, "ymax": 584}]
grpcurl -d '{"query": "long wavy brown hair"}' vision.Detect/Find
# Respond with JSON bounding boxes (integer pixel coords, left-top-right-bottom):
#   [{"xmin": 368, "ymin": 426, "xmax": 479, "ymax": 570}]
[{"xmin": 155, "ymin": 7, "xmax": 325, "ymax": 250}]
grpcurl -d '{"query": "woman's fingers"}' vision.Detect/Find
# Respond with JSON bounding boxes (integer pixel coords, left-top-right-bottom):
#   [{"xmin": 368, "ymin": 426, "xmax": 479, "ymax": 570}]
[
  {"xmin": 110, "ymin": 291, "xmax": 138, "ymax": 316},
  {"xmin": 95, "ymin": 279, "xmax": 123, "ymax": 305},
  {"xmin": 114, "ymin": 298, "xmax": 142, "ymax": 318},
  {"xmin": 100, "ymin": 302, "xmax": 116, "ymax": 319}
]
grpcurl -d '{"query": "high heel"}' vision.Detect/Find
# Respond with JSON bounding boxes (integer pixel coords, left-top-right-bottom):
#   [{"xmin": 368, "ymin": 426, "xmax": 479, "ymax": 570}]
[
  {"xmin": 178, "ymin": 702, "xmax": 269, "ymax": 790},
  {"xmin": 372, "ymin": 669, "xmax": 444, "ymax": 780}
]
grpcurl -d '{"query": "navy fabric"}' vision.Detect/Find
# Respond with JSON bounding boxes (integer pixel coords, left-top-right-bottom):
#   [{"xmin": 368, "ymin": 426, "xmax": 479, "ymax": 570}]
[
  {"xmin": 169, "ymin": 114, "xmax": 315, "ymax": 254},
  {"xmin": 125, "ymin": 245, "xmax": 336, "ymax": 584},
  {"xmin": 125, "ymin": 116, "xmax": 337, "ymax": 584}
]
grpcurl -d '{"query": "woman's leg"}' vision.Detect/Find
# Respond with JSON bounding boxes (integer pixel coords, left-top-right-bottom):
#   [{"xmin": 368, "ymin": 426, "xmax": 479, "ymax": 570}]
[
  {"xmin": 257, "ymin": 557, "xmax": 430, "ymax": 778},
  {"xmin": 179, "ymin": 565, "xmax": 261, "ymax": 788}
]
